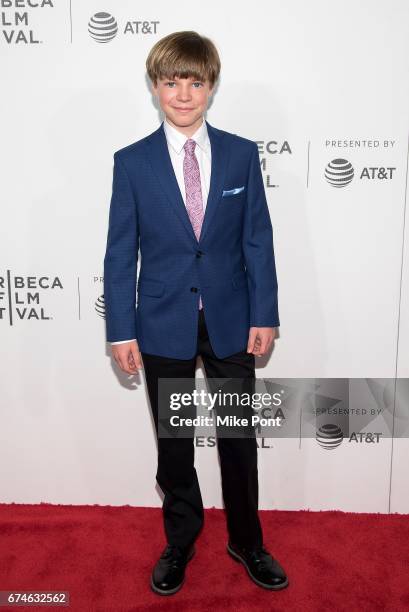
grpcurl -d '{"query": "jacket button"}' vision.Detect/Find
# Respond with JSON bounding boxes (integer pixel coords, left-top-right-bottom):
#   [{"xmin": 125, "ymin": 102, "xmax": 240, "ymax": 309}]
[
  {"xmin": 190, "ymin": 287, "xmax": 198, "ymax": 293},
  {"xmin": 196, "ymin": 250, "xmax": 203, "ymax": 258}
]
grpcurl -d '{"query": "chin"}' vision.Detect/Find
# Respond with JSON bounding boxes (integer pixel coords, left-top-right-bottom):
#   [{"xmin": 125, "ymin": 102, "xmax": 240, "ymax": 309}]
[{"xmin": 167, "ymin": 110, "xmax": 201, "ymax": 124}]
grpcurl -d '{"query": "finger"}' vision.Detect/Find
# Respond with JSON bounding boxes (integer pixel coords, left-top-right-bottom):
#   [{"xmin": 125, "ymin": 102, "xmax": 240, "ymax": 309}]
[
  {"xmin": 122, "ymin": 350, "xmax": 138, "ymax": 374},
  {"xmin": 131, "ymin": 347, "xmax": 143, "ymax": 370},
  {"xmin": 253, "ymin": 336, "xmax": 261, "ymax": 353},
  {"xmin": 116, "ymin": 355, "xmax": 125, "ymax": 371},
  {"xmin": 128, "ymin": 352, "xmax": 138, "ymax": 372},
  {"xmin": 116, "ymin": 353, "xmax": 134, "ymax": 374},
  {"xmin": 253, "ymin": 336, "xmax": 268, "ymax": 356},
  {"xmin": 247, "ymin": 329, "xmax": 257, "ymax": 353},
  {"xmin": 121, "ymin": 360, "xmax": 136, "ymax": 375},
  {"xmin": 257, "ymin": 344, "xmax": 267, "ymax": 356}
]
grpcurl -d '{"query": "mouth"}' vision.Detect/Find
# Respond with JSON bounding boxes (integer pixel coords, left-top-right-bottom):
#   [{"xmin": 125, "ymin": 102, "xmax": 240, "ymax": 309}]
[{"xmin": 173, "ymin": 107, "xmax": 194, "ymax": 113}]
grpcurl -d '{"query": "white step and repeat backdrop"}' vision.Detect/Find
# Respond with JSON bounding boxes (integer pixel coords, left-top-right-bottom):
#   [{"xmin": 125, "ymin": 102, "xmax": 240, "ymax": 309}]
[{"xmin": 1, "ymin": 0, "xmax": 409, "ymax": 513}]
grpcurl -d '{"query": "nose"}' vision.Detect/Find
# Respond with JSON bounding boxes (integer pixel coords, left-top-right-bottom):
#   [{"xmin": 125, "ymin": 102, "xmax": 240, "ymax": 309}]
[{"xmin": 176, "ymin": 84, "xmax": 192, "ymax": 102}]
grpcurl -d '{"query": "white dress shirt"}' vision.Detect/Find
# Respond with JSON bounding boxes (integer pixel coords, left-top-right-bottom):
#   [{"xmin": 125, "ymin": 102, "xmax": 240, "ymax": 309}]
[{"xmin": 111, "ymin": 116, "xmax": 211, "ymax": 345}]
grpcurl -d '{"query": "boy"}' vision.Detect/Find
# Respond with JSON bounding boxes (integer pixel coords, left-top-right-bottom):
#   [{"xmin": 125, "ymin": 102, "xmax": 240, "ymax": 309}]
[{"xmin": 103, "ymin": 30, "xmax": 288, "ymax": 595}]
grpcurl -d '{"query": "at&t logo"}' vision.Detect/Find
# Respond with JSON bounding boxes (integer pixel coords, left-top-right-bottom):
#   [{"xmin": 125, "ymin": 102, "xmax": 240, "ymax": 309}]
[{"xmin": 88, "ymin": 12, "xmax": 118, "ymax": 43}]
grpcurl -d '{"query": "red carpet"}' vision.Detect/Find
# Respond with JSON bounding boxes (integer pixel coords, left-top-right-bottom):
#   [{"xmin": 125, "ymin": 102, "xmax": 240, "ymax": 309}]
[{"xmin": 0, "ymin": 503, "xmax": 408, "ymax": 611}]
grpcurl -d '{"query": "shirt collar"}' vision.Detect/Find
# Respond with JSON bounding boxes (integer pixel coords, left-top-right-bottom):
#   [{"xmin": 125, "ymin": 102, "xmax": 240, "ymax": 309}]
[{"xmin": 163, "ymin": 116, "xmax": 209, "ymax": 155}]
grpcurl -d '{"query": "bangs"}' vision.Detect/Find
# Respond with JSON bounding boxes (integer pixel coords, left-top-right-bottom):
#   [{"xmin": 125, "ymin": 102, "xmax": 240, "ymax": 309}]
[{"xmin": 146, "ymin": 31, "xmax": 220, "ymax": 86}]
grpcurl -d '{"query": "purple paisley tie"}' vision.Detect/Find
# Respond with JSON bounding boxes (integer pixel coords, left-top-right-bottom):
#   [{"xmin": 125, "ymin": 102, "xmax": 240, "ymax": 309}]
[{"xmin": 183, "ymin": 138, "xmax": 204, "ymax": 309}]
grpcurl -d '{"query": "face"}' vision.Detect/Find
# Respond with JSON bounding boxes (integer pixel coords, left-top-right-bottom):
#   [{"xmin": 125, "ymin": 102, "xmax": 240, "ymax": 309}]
[{"xmin": 151, "ymin": 75, "xmax": 214, "ymax": 135}]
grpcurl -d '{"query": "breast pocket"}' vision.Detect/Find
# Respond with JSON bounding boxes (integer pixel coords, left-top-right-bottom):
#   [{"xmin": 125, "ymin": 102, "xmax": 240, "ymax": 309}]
[
  {"xmin": 220, "ymin": 192, "xmax": 246, "ymax": 210},
  {"xmin": 222, "ymin": 186, "xmax": 246, "ymax": 201}
]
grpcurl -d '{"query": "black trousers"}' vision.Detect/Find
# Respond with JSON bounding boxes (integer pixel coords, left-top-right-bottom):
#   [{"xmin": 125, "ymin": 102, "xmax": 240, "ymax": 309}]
[{"xmin": 141, "ymin": 308, "xmax": 263, "ymax": 550}]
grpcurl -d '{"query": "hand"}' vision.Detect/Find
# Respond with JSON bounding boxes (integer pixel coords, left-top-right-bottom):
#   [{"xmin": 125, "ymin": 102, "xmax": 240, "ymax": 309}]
[
  {"xmin": 247, "ymin": 327, "xmax": 276, "ymax": 357},
  {"xmin": 111, "ymin": 340, "xmax": 142, "ymax": 374}
]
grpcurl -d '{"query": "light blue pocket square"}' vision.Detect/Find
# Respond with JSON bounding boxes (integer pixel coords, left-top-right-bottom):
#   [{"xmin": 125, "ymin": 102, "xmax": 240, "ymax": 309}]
[{"xmin": 222, "ymin": 186, "xmax": 246, "ymax": 197}]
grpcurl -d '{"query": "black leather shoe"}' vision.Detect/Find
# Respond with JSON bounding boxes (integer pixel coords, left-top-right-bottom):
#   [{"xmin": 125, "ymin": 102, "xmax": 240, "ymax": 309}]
[
  {"xmin": 150, "ymin": 543, "xmax": 195, "ymax": 595},
  {"xmin": 227, "ymin": 541, "xmax": 289, "ymax": 590}
]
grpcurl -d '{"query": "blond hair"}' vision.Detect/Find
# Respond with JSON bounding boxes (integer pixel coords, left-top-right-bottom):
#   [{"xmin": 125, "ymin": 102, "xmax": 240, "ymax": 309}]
[{"xmin": 146, "ymin": 31, "xmax": 221, "ymax": 87}]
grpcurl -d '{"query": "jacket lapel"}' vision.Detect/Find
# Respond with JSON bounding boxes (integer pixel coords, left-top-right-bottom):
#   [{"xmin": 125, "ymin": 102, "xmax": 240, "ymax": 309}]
[
  {"xmin": 200, "ymin": 120, "xmax": 228, "ymax": 244},
  {"xmin": 144, "ymin": 119, "xmax": 229, "ymax": 245}
]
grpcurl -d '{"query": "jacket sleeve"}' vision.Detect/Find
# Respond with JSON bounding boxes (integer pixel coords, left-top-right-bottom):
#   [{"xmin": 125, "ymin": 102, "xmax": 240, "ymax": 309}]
[
  {"xmin": 242, "ymin": 142, "xmax": 280, "ymax": 328},
  {"xmin": 103, "ymin": 152, "xmax": 139, "ymax": 342}
]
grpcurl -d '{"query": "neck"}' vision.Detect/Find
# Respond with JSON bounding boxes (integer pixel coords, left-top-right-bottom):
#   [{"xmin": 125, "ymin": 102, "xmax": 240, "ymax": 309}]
[{"xmin": 165, "ymin": 115, "xmax": 204, "ymax": 137}]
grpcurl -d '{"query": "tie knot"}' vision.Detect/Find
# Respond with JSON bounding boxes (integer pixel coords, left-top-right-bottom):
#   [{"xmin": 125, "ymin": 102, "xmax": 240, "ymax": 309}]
[{"xmin": 184, "ymin": 138, "xmax": 196, "ymax": 155}]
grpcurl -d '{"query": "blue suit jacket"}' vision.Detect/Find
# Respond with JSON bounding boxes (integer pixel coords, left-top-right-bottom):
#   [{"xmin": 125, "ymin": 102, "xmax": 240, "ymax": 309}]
[{"xmin": 103, "ymin": 120, "xmax": 280, "ymax": 359}]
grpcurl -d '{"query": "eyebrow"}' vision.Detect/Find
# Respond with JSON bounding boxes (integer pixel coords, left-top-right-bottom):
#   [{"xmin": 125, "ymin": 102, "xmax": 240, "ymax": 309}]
[{"xmin": 163, "ymin": 77, "xmax": 204, "ymax": 81}]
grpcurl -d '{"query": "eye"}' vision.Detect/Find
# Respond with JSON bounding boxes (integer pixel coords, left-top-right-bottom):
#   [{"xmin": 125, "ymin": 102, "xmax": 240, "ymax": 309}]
[
  {"xmin": 165, "ymin": 81, "xmax": 176, "ymax": 88},
  {"xmin": 192, "ymin": 82, "xmax": 204, "ymax": 88}
]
